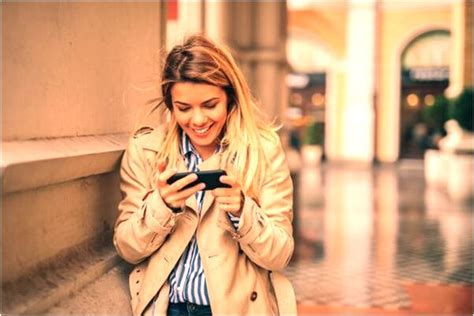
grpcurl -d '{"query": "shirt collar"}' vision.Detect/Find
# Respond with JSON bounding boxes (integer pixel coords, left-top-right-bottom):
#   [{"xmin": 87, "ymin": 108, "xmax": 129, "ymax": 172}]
[
  {"xmin": 180, "ymin": 130, "xmax": 199, "ymax": 160},
  {"xmin": 180, "ymin": 130, "xmax": 222, "ymax": 161}
]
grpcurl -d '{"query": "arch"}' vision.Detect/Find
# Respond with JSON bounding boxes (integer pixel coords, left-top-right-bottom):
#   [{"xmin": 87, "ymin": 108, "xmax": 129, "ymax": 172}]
[
  {"xmin": 397, "ymin": 26, "xmax": 451, "ymax": 60},
  {"xmin": 287, "ymin": 26, "xmax": 334, "ymax": 72},
  {"xmin": 288, "ymin": 8, "xmax": 346, "ymax": 57},
  {"xmin": 401, "ymin": 29, "xmax": 451, "ymax": 69},
  {"xmin": 392, "ymin": 25, "xmax": 451, "ymax": 159}
]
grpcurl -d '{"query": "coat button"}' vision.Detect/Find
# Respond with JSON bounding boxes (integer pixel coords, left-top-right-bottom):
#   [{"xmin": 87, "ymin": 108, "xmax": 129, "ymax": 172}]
[{"xmin": 250, "ymin": 291, "xmax": 258, "ymax": 301}]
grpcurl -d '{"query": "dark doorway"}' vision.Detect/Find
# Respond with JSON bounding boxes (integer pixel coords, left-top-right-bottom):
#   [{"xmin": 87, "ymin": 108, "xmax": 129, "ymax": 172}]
[{"xmin": 399, "ymin": 30, "xmax": 450, "ymax": 159}]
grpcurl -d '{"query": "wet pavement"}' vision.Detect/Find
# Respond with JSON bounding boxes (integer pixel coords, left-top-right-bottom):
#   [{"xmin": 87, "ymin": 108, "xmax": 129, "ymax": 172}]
[{"xmin": 285, "ymin": 160, "xmax": 473, "ymax": 313}]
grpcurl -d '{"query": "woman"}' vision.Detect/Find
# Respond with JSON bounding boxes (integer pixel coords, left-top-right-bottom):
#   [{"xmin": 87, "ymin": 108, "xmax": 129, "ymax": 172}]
[{"xmin": 113, "ymin": 35, "xmax": 295, "ymax": 316}]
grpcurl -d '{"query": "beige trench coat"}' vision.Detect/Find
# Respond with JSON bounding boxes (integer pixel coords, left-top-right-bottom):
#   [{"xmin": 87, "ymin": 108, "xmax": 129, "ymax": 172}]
[{"xmin": 113, "ymin": 126, "xmax": 296, "ymax": 316}]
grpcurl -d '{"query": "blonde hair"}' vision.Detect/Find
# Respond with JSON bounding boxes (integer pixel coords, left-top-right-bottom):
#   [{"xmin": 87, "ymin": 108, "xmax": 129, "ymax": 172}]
[{"xmin": 152, "ymin": 34, "xmax": 279, "ymax": 198}]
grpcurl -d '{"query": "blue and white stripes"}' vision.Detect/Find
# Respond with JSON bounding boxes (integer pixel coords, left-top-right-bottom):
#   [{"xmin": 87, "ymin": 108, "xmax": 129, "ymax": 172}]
[
  {"xmin": 168, "ymin": 237, "xmax": 210, "ymax": 304},
  {"xmin": 168, "ymin": 132, "xmax": 239, "ymax": 305}
]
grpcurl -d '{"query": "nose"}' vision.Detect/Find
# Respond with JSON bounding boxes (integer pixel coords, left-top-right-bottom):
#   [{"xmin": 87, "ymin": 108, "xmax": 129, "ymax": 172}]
[{"xmin": 191, "ymin": 108, "xmax": 207, "ymax": 126}]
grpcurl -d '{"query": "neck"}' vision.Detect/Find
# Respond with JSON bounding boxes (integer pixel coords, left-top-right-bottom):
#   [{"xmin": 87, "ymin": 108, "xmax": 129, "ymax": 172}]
[{"xmin": 196, "ymin": 146, "xmax": 216, "ymax": 160}]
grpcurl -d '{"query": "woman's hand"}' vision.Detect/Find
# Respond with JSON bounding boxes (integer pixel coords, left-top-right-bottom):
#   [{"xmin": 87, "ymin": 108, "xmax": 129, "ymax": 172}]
[
  {"xmin": 156, "ymin": 162, "xmax": 205, "ymax": 212},
  {"xmin": 212, "ymin": 175, "xmax": 244, "ymax": 217}
]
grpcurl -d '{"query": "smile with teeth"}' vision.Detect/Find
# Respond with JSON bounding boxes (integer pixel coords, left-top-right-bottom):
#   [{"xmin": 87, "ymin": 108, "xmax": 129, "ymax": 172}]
[{"xmin": 192, "ymin": 125, "xmax": 212, "ymax": 135}]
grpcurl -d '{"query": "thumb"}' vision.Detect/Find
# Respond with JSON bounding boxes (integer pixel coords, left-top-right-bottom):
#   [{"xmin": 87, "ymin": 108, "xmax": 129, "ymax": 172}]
[{"xmin": 157, "ymin": 160, "xmax": 167, "ymax": 173}]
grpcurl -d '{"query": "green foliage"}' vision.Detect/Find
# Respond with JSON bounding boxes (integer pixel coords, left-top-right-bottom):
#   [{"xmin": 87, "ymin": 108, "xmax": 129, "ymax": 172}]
[
  {"xmin": 421, "ymin": 94, "xmax": 449, "ymax": 132},
  {"xmin": 448, "ymin": 87, "xmax": 473, "ymax": 132},
  {"xmin": 303, "ymin": 121, "xmax": 324, "ymax": 145}
]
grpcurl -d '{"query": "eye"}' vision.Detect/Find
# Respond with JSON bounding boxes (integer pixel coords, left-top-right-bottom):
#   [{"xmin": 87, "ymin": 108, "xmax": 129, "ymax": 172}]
[
  {"xmin": 176, "ymin": 106, "xmax": 190, "ymax": 112},
  {"xmin": 204, "ymin": 103, "xmax": 218, "ymax": 109}
]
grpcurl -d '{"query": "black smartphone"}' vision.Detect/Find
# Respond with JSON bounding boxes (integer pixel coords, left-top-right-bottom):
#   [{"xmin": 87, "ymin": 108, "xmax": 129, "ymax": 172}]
[{"xmin": 166, "ymin": 169, "xmax": 231, "ymax": 191}]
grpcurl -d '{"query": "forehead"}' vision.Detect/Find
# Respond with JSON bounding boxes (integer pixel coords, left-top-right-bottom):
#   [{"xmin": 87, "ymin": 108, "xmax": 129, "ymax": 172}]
[{"xmin": 171, "ymin": 82, "xmax": 226, "ymax": 103}]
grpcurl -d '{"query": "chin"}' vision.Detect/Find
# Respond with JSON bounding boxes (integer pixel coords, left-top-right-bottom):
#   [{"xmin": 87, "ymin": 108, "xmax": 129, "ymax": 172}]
[{"xmin": 194, "ymin": 139, "xmax": 214, "ymax": 147}]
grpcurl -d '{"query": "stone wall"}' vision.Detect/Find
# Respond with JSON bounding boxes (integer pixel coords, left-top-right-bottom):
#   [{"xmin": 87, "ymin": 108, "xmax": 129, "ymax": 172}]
[{"xmin": 2, "ymin": 2, "xmax": 165, "ymax": 288}]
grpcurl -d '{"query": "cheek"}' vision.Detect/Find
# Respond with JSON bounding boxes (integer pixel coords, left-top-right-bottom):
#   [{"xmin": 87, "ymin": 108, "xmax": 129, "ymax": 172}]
[
  {"xmin": 173, "ymin": 112, "xmax": 191, "ymax": 126},
  {"xmin": 211, "ymin": 107, "xmax": 227, "ymax": 126}
]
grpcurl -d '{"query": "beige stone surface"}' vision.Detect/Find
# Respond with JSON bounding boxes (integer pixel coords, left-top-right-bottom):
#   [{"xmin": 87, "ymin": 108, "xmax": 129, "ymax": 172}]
[
  {"xmin": 2, "ymin": 134, "xmax": 128, "ymax": 193},
  {"xmin": 2, "ymin": 2, "xmax": 162, "ymax": 141},
  {"xmin": 3, "ymin": 242, "xmax": 121, "ymax": 314},
  {"xmin": 46, "ymin": 264, "xmax": 132, "ymax": 315},
  {"xmin": 2, "ymin": 172, "xmax": 121, "ymax": 283}
]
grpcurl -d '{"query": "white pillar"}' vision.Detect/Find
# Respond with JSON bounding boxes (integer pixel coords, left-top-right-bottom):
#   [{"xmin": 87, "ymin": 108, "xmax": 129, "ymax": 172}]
[
  {"xmin": 341, "ymin": 0, "xmax": 376, "ymax": 162},
  {"xmin": 446, "ymin": 1, "xmax": 465, "ymax": 97},
  {"xmin": 446, "ymin": 0, "xmax": 472, "ymax": 97},
  {"xmin": 204, "ymin": 0, "xmax": 231, "ymax": 44},
  {"xmin": 167, "ymin": 0, "xmax": 204, "ymax": 49}
]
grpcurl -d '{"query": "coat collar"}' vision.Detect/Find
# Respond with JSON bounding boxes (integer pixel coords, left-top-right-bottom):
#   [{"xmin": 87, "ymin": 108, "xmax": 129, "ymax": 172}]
[{"xmin": 136, "ymin": 127, "xmax": 164, "ymax": 152}]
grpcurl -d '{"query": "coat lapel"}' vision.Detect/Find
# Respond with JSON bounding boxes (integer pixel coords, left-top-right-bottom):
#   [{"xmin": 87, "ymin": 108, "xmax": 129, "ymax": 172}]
[
  {"xmin": 136, "ymin": 211, "xmax": 199, "ymax": 316},
  {"xmin": 138, "ymin": 127, "xmax": 164, "ymax": 152}
]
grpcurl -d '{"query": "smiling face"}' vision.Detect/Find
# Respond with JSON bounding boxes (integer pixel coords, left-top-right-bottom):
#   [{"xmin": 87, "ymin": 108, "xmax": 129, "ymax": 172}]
[{"xmin": 171, "ymin": 82, "xmax": 228, "ymax": 160}]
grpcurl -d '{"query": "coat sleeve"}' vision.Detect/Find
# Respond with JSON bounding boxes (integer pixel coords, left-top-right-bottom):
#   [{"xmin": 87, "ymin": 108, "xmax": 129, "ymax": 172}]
[
  {"xmin": 228, "ymin": 140, "xmax": 294, "ymax": 271},
  {"xmin": 113, "ymin": 138, "xmax": 180, "ymax": 264}
]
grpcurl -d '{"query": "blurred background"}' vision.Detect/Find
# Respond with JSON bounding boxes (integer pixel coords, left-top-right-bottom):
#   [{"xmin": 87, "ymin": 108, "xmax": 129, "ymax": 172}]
[{"xmin": 2, "ymin": 0, "xmax": 473, "ymax": 314}]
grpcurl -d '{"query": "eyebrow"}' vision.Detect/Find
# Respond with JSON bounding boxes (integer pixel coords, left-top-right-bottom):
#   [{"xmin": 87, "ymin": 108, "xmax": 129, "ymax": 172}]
[{"xmin": 174, "ymin": 97, "xmax": 220, "ymax": 106}]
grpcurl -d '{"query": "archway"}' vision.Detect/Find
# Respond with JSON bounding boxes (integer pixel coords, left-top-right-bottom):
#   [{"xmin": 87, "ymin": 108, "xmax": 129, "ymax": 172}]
[{"xmin": 399, "ymin": 30, "xmax": 450, "ymax": 159}]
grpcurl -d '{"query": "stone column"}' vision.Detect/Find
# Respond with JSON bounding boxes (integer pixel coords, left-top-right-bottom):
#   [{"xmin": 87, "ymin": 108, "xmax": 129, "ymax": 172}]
[
  {"xmin": 205, "ymin": 1, "xmax": 288, "ymax": 124},
  {"xmin": 2, "ymin": 1, "xmax": 166, "ymax": 291},
  {"xmin": 341, "ymin": 0, "xmax": 376, "ymax": 162}
]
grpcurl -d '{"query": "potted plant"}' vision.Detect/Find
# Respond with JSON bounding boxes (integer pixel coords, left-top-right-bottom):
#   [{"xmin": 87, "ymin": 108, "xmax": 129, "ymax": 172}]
[
  {"xmin": 448, "ymin": 88, "xmax": 473, "ymax": 133},
  {"xmin": 442, "ymin": 87, "xmax": 474, "ymax": 202},
  {"xmin": 301, "ymin": 121, "xmax": 324, "ymax": 166},
  {"xmin": 421, "ymin": 94, "xmax": 449, "ymax": 147}
]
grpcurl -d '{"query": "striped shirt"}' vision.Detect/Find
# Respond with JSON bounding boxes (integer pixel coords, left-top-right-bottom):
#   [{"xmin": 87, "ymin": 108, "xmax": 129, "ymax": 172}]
[{"xmin": 168, "ymin": 132, "xmax": 240, "ymax": 305}]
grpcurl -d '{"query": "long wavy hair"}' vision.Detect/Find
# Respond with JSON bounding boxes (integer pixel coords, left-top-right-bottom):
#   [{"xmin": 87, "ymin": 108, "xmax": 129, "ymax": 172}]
[{"xmin": 152, "ymin": 34, "xmax": 279, "ymax": 198}]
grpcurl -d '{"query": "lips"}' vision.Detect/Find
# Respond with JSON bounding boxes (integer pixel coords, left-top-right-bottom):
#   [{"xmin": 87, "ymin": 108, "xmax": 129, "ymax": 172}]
[{"xmin": 191, "ymin": 124, "xmax": 213, "ymax": 137}]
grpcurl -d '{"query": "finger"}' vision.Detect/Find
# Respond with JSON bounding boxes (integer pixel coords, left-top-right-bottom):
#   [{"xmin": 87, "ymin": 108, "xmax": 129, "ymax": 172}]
[
  {"xmin": 157, "ymin": 160, "xmax": 167, "ymax": 173},
  {"xmin": 215, "ymin": 195, "xmax": 241, "ymax": 205},
  {"xmin": 213, "ymin": 187, "xmax": 240, "ymax": 197},
  {"xmin": 218, "ymin": 203, "xmax": 241, "ymax": 212},
  {"xmin": 212, "ymin": 188, "xmax": 226, "ymax": 197},
  {"xmin": 170, "ymin": 173, "xmax": 199, "ymax": 191},
  {"xmin": 219, "ymin": 175, "xmax": 237, "ymax": 186},
  {"xmin": 165, "ymin": 183, "xmax": 205, "ymax": 207},
  {"xmin": 168, "ymin": 182, "xmax": 206, "ymax": 203},
  {"xmin": 157, "ymin": 168, "xmax": 177, "ymax": 187}
]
